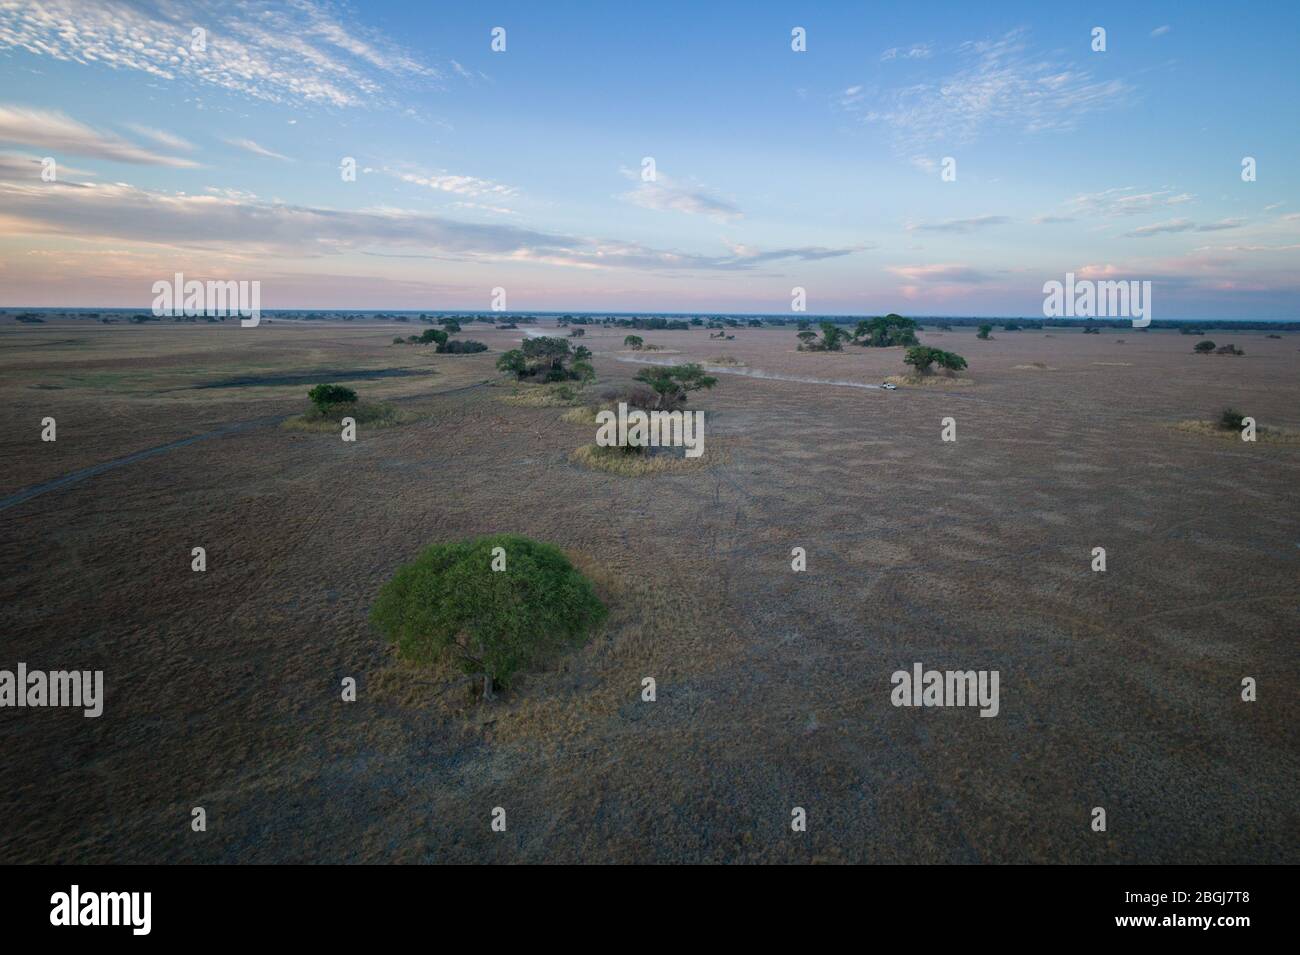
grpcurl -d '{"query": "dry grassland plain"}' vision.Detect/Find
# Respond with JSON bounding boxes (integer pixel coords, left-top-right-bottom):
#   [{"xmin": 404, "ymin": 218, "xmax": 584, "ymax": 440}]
[{"xmin": 1, "ymin": 320, "xmax": 1296, "ymax": 863}]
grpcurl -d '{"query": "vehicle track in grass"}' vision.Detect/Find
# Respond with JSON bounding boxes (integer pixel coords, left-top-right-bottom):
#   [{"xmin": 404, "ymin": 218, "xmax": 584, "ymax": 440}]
[{"xmin": 0, "ymin": 381, "xmax": 492, "ymax": 514}]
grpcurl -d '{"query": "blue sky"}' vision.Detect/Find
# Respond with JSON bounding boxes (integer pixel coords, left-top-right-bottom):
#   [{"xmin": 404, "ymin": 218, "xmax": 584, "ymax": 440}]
[{"xmin": 1, "ymin": 0, "xmax": 1297, "ymax": 317}]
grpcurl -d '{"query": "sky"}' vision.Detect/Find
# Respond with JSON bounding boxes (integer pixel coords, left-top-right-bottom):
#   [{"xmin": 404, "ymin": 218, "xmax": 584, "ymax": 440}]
[{"xmin": 0, "ymin": 0, "xmax": 1297, "ymax": 318}]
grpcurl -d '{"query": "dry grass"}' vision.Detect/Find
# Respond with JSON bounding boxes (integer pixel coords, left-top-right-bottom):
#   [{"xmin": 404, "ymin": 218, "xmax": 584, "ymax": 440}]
[
  {"xmin": 3, "ymin": 320, "xmax": 1298, "ymax": 865},
  {"xmin": 1013, "ymin": 362, "xmax": 1056, "ymax": 371},
  {"xmin": 560, "ymin": 405, "xmax": 600, "ymax": 425},
  {"xmin": 1171, "ymin": 419, "xmax": 1300, "ymax": 445},
  {"xmin": 708, "ymin": 354, "xmax": 746, "ymax": 366},
  {"xmin": 884, "ymin": 373, "xmax": 975, "ymax": 387},
  {"xmin": 281, "ymin": 400, "xmax": 409, "ymax": 432},
  {"xmin": 497, "ymin": 382, "xmax": 587, "ymax": 407},
  {"xmin": 570, "ymin": 442, "xmax": 719, "ymax": 475}
]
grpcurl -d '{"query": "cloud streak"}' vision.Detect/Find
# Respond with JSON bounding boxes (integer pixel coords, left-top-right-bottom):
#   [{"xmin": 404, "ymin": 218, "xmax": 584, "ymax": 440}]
[
  {"xmin": 0, "ymin": 104, "xmax": 199, "ymax": 167},
  {"xmin": 224, "ymin": 138, "xmax": 293, "ymax": 162},
  {"xmin": 392, "ymin": 168, "xmax": 518, "ymax": 200},
  {"xmin": 908, "ymin": 215, "xmax": 1011, "ymax": 233},
  {"xmin": 1123, "ymin": 218, "xmax": 1245, "ymax": 238},
  {"xmin": 1068, "ymin": 187, "xmax": 1194, "ymax": 217},
  {"xmin": 0, "ymin": 178, "xmax": 856, "ymax": 273}
]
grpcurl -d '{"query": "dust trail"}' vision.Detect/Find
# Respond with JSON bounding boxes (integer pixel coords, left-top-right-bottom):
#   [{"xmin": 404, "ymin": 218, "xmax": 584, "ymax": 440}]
[{"xmin": 612, "ymin": 355, "xmax": 884, "ymax": 391}]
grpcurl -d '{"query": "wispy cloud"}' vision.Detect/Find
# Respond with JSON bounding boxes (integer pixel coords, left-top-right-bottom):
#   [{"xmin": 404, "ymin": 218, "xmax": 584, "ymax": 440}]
[
  {"xmin": 620, "ymin": 168, "xmax": 742, "ymax": 222},
  {"xmin": 908, "ymin": 215, "xmax": 1011, "ymax": 233},
  {"xmin": 881, "ymin": 44, "xmax": 932, "ymax": 62},
  {"xmin": 843, "ymin": 29, "xmax": 1131, "ymax": 152},
  {"xmin": 0, "ymin": 0, "xmax": 438, "ymax": 108},
  {"xmin": 1123, "ymin": 217, "xmax": 1245, "ymax": 238},
  {"xmin": 0, "ymin": 152, "xmax": 96, "ymax": 181},
  {"xmin": 224, "ymin": 138, "xmax": 292, "ymax": 162},
  {"xmin": 0, "ymin": 179, "xmax": 856, "ymax": 273},
  {"xmin": 1067, "ymin": 187, "xmax": 1194, "ymax": 217},
  {"xmin": 1194, "ymin": 218, "xmax": 1247, "ymax": 232},
  {"xmin": 0, "ymin": 104, "xmax": 199, "ymax": 167},
  {"xmin": 888, "ymin": 264, "xmax": 991, "ymax": 284},
  {"xmin": 1150, "ymin": 25, "xmax": 1172, "ymax": 38},
  {"xmin": 124, "ymin": 124, "xmax": 195, "ymax": 153},
  {"xmin": 391, "ymin": 168, "xmax": 517, "ymax": 200}
]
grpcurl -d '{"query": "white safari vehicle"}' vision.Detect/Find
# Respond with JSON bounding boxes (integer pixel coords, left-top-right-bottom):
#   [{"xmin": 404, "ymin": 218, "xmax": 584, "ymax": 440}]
[{"xmin": 881, "ymin": 382, "xmax": 898, "ymax": 390}]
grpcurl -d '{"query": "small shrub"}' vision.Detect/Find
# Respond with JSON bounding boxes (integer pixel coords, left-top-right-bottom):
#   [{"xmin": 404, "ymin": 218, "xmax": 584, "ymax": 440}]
[
  {"xmin": 1219, "ymin": 408, "xmax": 1246, "ymax": 430},
  {"xmin": 307, "ymin": 383, "xmax": 358, "ymax": 412},
  {"xmin": 1194, "ymin": 340, "xmax": 1216, "ymax": 353}
]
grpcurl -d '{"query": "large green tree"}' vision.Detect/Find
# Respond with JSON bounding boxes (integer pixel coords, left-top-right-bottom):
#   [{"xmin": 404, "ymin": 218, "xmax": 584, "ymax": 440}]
[
  {"xmin": 370, "ymin": 535, "xmax": 606, "ymax": 698},
  {"xmin": 496, "ymin": 337, "xmax": 591, "ymax": 382},
  {"xmin": 904, "ymin": 346, "xmax": 968, "ymax": 376},
  {"xmin": 853, "ymin": 313, "xmax": 918, "ymax": 347}
]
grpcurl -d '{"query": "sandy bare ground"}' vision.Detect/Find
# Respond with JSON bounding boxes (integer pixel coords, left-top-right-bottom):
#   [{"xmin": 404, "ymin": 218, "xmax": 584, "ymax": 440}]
[{"xmin": 1, "ymin": 321, "xmax": 1296, "ymax": 863}]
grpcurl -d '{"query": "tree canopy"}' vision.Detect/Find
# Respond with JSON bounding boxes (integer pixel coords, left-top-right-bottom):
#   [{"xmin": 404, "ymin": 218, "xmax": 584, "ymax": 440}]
[
  {"xmin": 370, "ymin": 534, "xmax": 606, "ymax": 697},
  {"xmin": 307, "ymin": 383, "xmax": 357, "ymax": 411},
  {"xmin": 496, "ymin": 337, "xmax": 592, "ymax": 382},
  {"xmin": 853, "ymin": 314, "xmax": 918, "ymax": 347},
  {"xmin": 632, "ymin": 363, "xmax": 718, "ymax": 410},
  {"xmin": 904, "ymin": 346, "xmax": 968, "ymax": 375}
]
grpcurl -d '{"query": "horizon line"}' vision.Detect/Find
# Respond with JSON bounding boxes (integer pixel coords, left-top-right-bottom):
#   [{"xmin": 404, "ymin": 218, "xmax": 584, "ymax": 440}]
[{"xmin": 3, "ymin": 306, "xmax": 1298, "ymax": 324}]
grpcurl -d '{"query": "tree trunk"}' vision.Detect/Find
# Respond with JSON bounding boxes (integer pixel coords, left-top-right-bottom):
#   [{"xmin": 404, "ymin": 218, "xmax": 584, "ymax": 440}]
[{"xmin": 482, "ymin": 673, "xmax": 494, "ymax": 701}]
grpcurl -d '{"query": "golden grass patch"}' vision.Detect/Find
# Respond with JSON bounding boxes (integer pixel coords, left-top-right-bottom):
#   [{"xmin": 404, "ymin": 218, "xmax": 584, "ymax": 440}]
[
  {"xmin": 497, "ymin": 382, "xmax": 587, "ymax": 407},
  {"xmin": 884, "ymin": 374, "xmax": 975, "ymax": 388},
  {"xmin": 1013, "ymin": 362, "xmax": 1056, "ymax": 371},
  {"xmin": 560, "ymin": 405, "xmax": 599, "ymax": 425},
  {"xmin": 280, "ymin": 400, "xmax": 412, "ymax": 432},
  {"xmin": 707, "ymin": 354, "xmax": 745, "ymax": 366},
  {"xmin": 1171, "ymin": 420, "xmax": 1300, "ymax": 445},
  {"xmin": 570, "ymin": 442, "xmax": 721, "ymax": 475}
]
